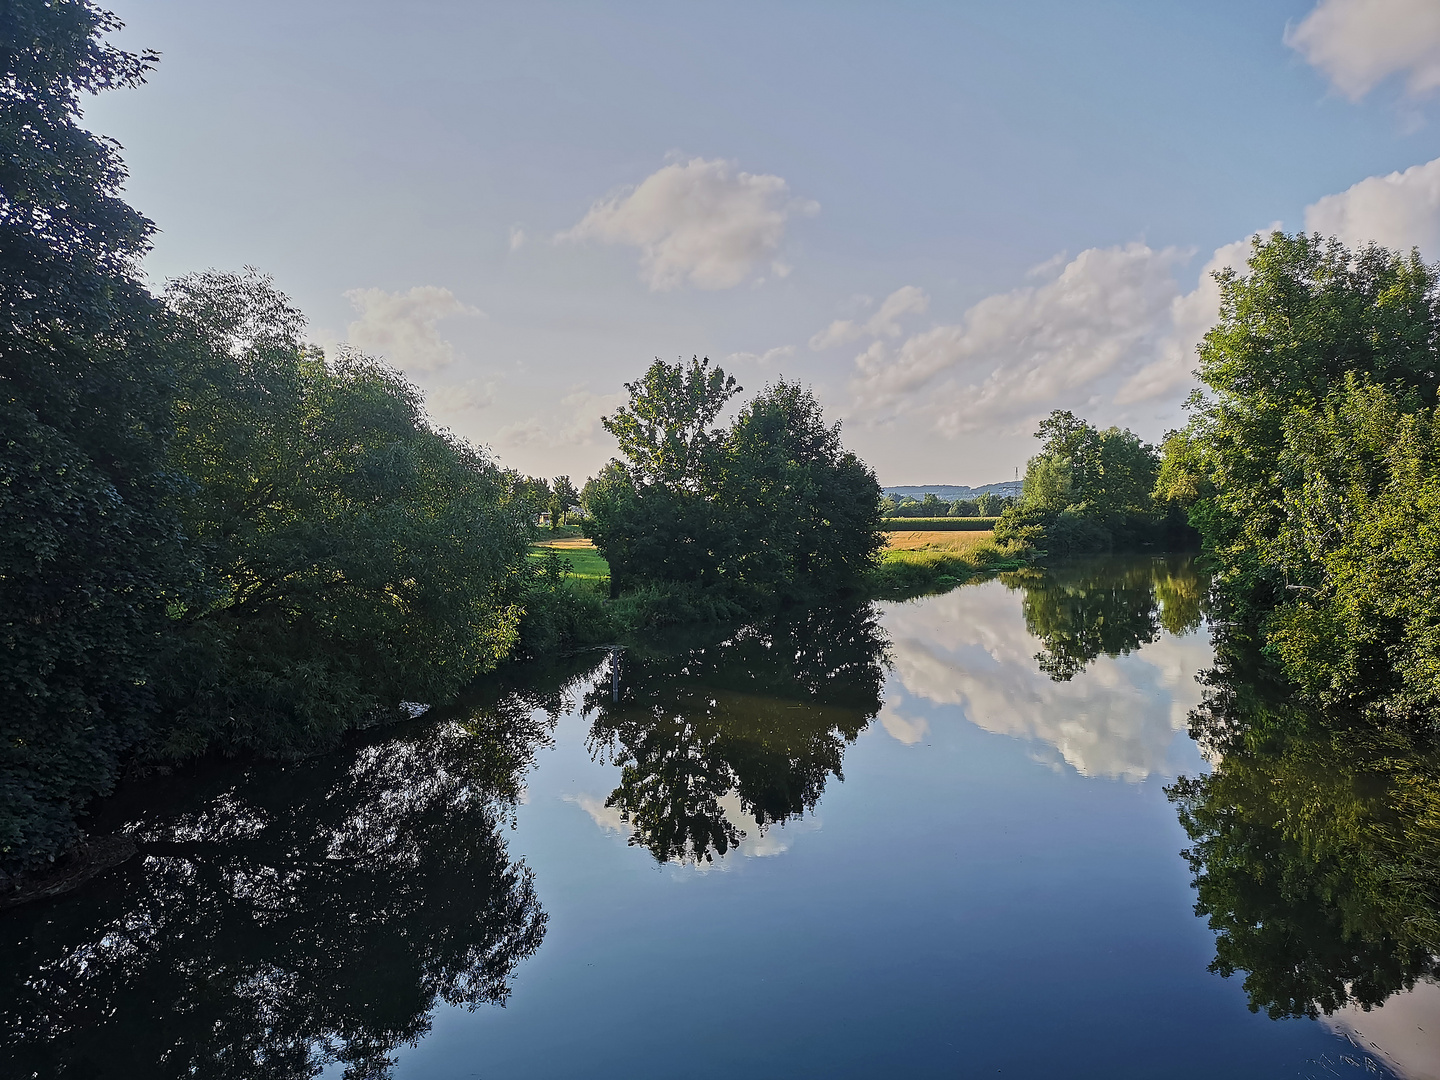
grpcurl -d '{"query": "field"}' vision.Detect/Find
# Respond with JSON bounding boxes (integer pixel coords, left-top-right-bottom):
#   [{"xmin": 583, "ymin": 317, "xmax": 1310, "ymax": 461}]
[
  {"xmin": 531, "ymin": 537, "xmax": 610, "ymax": 581},
  {"xmin": 884, "ymin": 529, "xmax": 997, "ymax": 553},
  {"xmin": 880, "ymin": 517, "xmax": 998, "ymax": 531}
]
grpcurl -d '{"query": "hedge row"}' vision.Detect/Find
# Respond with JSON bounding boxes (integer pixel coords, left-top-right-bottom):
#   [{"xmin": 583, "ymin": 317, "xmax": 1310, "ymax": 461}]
[{"xmin": 879, "ymin": 517, "xmax": 998, "ymax": 531}]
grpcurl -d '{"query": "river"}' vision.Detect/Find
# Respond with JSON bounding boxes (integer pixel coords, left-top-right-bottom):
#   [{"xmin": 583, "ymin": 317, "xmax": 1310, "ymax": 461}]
[{"xmin": 3, "ymin": 556, "xmax": 1434, "ymax": 1078}]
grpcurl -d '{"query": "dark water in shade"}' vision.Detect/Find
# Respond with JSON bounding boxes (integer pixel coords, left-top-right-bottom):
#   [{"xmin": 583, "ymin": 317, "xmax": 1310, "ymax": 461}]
[{"xmin": 3, "ymin": 557, "xmax": 1435, "ymax": 1079}]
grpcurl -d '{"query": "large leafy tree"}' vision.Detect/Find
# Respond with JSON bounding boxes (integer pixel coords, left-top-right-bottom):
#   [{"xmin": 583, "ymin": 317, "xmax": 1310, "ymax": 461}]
[
  {"xmin": 722, "ymin": 379, "xmax": 882, "ymax": 597},
  {"xmin": 585, "ymin": 359, "xmax": 881, "ymax": 605},
  {"xmin": 0, "ymin": 1, "xmax": 181, "ymax": 874},
  {"xmin": 995, "ymin": 410, "xmax": 1161, "ymax": 554},
  {"xmin": 1158, "ymin": 232, "xmax": 1440, "ymax": 714},
  {"xmin": 155, "ymin": 270, "xmax": 535, "ymax": 759}
]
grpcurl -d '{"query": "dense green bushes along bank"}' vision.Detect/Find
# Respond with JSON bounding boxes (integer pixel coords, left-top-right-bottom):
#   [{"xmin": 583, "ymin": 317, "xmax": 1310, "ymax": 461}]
[{"xmin": 1, "ymin": 6, "xmax": 544, "ymax": 881}]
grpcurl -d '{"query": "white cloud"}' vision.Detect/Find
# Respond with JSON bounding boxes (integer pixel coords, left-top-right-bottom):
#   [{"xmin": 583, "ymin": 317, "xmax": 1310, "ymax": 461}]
[
  {"xmin": 851, "ymin": 244, "xmax": 1189, "ymax": 435},
  {"xmin": 344, "ymin": 285, "xmax": 482, "ymax": 374},
  {"xmin": 880, "ymin": 580, "xmax": 1213, "ymax": 782},
  {"xmin": 1304, "ymin": 155, "xmax": 1440, "ymax": 256},
  {"xmin": 1115, "ymin": 234, "xmax": 1261, "ymax": 406},
  {"xmin": 724, "ymin": 345, "xmax": 795, "ymax": 367},
  {"xmin": 424, "ymin": 378, "xmax": 497, "ymax": 425},
  {"xmin": 810, "ymin": 285, "xmax": 930, "ymax": 350},
  {"xmin": 1286, "ymin": 0, "xmax": 1440, "ymax": 101},
  {"xmin": 508, "ymin": 224, "xmax": 527, "ymax": 251},
  {"xmin": 497, "ymin": 388, "xmax": 627, "ymax": 450},
  {"xmin": 558, "ymin": 157, "xmax": 818, "ymax": 290}
]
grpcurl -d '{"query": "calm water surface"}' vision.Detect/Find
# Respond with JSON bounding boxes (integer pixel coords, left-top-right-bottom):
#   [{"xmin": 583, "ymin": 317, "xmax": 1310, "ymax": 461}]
[{"xmin": 3, "ymin": 557, "xmax": 1432, "ymax": 1078}]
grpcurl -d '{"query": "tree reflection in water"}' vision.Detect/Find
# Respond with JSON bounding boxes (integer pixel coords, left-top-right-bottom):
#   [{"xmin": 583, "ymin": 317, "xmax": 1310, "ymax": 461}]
[
  {"xmin": 1168, "ymin": 634, "xmax": 1440, "ymax": 1021},
  {"xmin": 1003, "ymin": 556, "xmax": 1205, "ymax": 682},
  {"xmin": 0, "ymin": 680, "xmax": 572, "ymax": 1079},
  {"xmin": 583, "ymin": 603, "xmax": 888, "ymax": 864}
]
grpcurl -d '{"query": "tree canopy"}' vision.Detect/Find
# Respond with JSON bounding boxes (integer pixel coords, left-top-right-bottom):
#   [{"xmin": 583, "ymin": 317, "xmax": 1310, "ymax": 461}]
[{"xmin": 584, "ymin": 358, "xmax": 883, "ymax": 606}]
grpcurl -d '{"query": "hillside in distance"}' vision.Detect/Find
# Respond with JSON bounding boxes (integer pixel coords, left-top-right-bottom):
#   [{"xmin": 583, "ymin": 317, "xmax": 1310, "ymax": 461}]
[{"xmin": 883, "ymin": 482, "xmax": 1023, "ymax": 501}]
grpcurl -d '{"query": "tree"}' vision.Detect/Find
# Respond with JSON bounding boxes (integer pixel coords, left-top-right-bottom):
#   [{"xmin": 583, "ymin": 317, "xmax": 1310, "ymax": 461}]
[
  {"xmin": 0, "ymin": 0, "xmax": 182, "ymax": 875},
  {"xmin": 153, "ymin": 271, "xmax": 536, "ymax": 759},
  {"xmin": 586, "ymin": 363, "xmax": 882, "ymax": 606},
  {"xmin": 995, "ymin": 411, "xmax": 1161, "ymax": 554},
  {"xmin": 1158, "ymin": 232, "xmax": 1440, "ymax": 714},
  {"xmin": 721, "ymin": 379, "xmax": 883, "ymax": 598},
  {"xmin": 549, "ymin": 475, "xmax": 579, "ymax": 531}
]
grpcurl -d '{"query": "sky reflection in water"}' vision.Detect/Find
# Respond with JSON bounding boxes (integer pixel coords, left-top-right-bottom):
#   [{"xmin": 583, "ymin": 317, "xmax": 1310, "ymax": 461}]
[{"xmin": 1, "ymin": 557, "xmax": 1419, "ymax": 1079}]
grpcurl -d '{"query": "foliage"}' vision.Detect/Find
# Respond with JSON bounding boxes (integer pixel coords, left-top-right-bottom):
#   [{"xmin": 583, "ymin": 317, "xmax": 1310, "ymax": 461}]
[
  {"xmin": 582, "ymin": 603, "xmax": 888, "ymax": 863},
  {"xmin": 586, "ymin": 360, "xmax": 882, "ymax": 607},
  {"xmin": 549, "ymin": 474, "xmax": 579, "ymax": 530},
  {"xmin": 154, "ymin": 270, "xmax": 535, "ymax": 759},
  {"xmin": 995, "ymin": 411, "xmax": 1164, "ymax": 555},
  {"xmin": 0, "ymin": 0, "xmax": 182, "ymax": 872},
  {"xmin": 882, "ymin": 492, "xmax": 1015, "ymax": 517},
  {"xmin": 1158, "ymin": 232, "xmax": 1440, "ymax": 715},
  {"xmin": 878, "ymin": 517, "xmax": 998, "ymax": 531}
]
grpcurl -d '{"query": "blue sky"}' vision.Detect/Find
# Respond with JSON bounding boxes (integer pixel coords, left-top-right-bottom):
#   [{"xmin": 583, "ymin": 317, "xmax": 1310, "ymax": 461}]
[{"xmin": 89, "ymin": 0, "xmax": 1440, "ymax": 484}]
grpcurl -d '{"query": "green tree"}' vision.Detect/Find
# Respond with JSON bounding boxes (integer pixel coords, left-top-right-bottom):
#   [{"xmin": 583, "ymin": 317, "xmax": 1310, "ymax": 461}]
[
  {"xmin": 154, "ymin": 270, "xmax": 534, "ymax": 759},
  {"xmin": 721, "ymin": 379, "xmax": 883, "ymax": 599},
  {"xmin": 549, "ymin": 474, "xmax": 580, "ymax": 530},
  {"xmin": 995, "ymin": 411, "xmax": 1160, "ymax": 554},
  {"xmin": 0, "ymin": 0, "xmax": 182, "ymax": 875},
  {"xmin": 1158, "ymin": 232, "xmax": 1440, "ymax": 714}
]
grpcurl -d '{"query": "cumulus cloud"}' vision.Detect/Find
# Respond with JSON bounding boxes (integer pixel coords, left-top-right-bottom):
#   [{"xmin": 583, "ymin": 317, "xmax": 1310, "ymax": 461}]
[
  {"xmin": 558, "ymin": 157, "xmax": 818, "ymax": 290},
  {"xmin": 1286, "ymin": 0, "xmax": 1440, "ymax": 101},
  {"xmin": 508, "ymin": 224, "xmax": 527, "ymax": 251},
  {"xmin": 809, "ymin": 285, "xmax": 930, "ymax": 350},
  {"xmin": 880, "ymin": 581, "xmax": 1213, "ymax": 781},
  {"xmin": 497, "ymin": 388, "xmax": 627, "ymax": 449},
  {"xmin": 850, "ymin": 244, "xmax": 1189, "ymax": 434},
  {"xmin": 424, "ymin": 378, "xmax": 497, "ymax": 424},
  {"xmin": 1115, "ymin": 234, "xmax": 1261, "ymax": 406},
  {"xmin": 1304, "ymin": 155, "xmax": 1440, "ymax": 256},
  {"xmin": 344, "ymin": 285, "xmax": 482, "ymax": 374},
  {"xmin": 723, "ymin": 345, "xmax": 795, "ymax": 367}
]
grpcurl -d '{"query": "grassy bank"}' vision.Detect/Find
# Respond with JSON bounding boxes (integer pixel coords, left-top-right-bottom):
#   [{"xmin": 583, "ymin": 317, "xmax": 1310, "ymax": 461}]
[
  {"xmin": 880, "ymin": 517, "xmax": 998, "ymax": 531},
  {"xmin": 867, "ymin": 542, "xmax": 1027, "ymax": 597},
  {"xmin": 520, "ymin": 532, "xmax": 1027, "ymax": 658}
]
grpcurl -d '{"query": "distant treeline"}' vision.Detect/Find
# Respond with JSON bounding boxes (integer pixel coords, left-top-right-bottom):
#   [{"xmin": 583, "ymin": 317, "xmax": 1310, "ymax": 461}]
[{"xmin": 881, "ymin": 492, "xmax": 1015, "ymax": 517}]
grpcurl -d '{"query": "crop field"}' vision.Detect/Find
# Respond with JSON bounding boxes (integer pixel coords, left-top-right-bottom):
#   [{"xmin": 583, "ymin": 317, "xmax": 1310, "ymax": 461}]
[
  {"xmin": 884, "ymin": 529, "xmax": 997, "ymax": 553},
  {"xmin": 531, "ymin": 537, "xmax": 610, "ymax": 580},
  {"xmin": 880, "ymin": 517, "xmax": 998, "ymax": 531}
]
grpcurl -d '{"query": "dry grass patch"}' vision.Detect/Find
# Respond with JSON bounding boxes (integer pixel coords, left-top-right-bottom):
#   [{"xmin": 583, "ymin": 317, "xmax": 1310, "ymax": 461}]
[{"xmin": 884, "ymin": 530, "xmax": 996, "ymax": 553}]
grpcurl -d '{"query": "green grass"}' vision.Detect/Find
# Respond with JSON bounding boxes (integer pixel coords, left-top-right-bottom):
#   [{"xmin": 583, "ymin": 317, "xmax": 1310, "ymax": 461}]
[
  {"xmin": 880, "ymin": 517, "xmax": 999, "ymax": 531},
  {"xmin": 867, "ymin": 542, "xmax": 1026, "ymax": 597},
  {"xmin": 528, "ymin": 545, "xmax": 610, "ymax": 581}
]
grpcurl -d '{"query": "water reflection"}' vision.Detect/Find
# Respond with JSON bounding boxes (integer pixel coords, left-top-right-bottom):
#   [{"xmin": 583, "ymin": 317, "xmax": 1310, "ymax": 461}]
[
  {"xmin": 882, "ymin": 556, "xmax": 1213, "ymax": 780},
  {"xmin": 582, "ymin": 603, "xmax": 888, "ymax": 864},
  {"xmin": 1007, "ymin": 557, "xmax": 1205, "ymax": 681},
  {"xmin": 0, "ymin": 685, "xmax": 566, "ymax": 1079},
  {"xmin": 1169, "ymin": 633, "xmax": 1440, "ymax": 1022}
]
